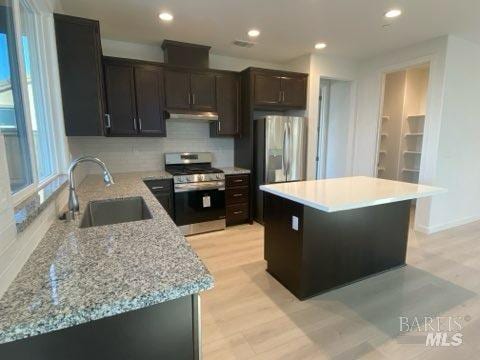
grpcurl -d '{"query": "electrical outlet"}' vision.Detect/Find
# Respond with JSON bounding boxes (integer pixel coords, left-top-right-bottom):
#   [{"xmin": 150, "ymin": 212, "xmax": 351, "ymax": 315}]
[{"xmin": 292, "ymin": 216, "xmax": 299, "ymax": 231}]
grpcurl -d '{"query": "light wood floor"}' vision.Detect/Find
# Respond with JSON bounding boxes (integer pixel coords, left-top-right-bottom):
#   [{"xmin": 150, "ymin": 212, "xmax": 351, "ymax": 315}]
[{"xmin": 188, "ymin": 220, "xmax": 480, "ymax": 359}]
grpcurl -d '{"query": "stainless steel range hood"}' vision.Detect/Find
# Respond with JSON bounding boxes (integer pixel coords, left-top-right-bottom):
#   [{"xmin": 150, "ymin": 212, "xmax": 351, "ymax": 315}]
[{"xmin": 167, "ymin": 111, "xmax": 218, "ymax": 122}]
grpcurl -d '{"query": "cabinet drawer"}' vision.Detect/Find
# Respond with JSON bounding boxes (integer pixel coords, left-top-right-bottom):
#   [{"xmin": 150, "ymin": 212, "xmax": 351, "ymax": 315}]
[
  {"xmin": 226, "ymin": 174, "xmax": 249, "ymax": 187},
  {"xmin": 144, "ymin": 179, "xmax": 172, "ymax": 193},
  {"xmin": 226, "ymin": 203, "xmax": 249, "ymax": 225},
  {"xmin": 226, "ymin": 186, "xmax": 249, "ymax": 205}
]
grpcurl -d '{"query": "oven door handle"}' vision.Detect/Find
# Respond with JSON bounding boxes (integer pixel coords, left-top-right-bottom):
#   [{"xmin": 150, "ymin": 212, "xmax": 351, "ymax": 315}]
[{"xmin": 174, "ymin": 181, "xmax": 225, "ymax": 193}]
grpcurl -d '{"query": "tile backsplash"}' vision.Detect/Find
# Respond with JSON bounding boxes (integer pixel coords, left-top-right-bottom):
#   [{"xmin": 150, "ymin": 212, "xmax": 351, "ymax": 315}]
[{"xmin": 68, "ymin": 121, "xmax": 234, "ymax": 174}]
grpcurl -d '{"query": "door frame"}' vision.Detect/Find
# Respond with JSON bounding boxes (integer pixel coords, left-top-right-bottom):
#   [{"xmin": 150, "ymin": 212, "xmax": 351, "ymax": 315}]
[
  {"xmin": 316, "ymin": 77, "xmax": 356, "ymax": 179},
  {"xmin": 373, "ymin": 56, "xmax": 434, "ymax": 180}
]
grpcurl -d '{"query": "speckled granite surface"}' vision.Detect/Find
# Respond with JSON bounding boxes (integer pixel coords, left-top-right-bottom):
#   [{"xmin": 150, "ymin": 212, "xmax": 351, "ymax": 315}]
[
  {"xmin": 220, "ymin": 167, "xmax": 251, "ymax": 175},
  {"xmin": 14, "ymin": 175, "xmax": 68, "ymax": 233},
  {"xmin": 0, "ymin": 171, "xmax": 213, "ymax": 345}
]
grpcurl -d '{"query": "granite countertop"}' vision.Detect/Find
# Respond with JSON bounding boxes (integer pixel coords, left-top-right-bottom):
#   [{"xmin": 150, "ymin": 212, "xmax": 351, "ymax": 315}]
[
  {"xmin": 260, "ymin": 176, "xmax": 446, "ymax": 212},
  {"xmin": 0, "ymin": 171, "xmax": 213, "ymax": 345},
  {"xmin": 219, "ymin": 167, "xmax": 251, "ymax": 175}
]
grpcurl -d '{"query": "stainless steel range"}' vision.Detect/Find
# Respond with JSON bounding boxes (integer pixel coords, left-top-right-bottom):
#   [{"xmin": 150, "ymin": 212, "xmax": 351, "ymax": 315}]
[{"xmin": 165, "ymin": 152, "xmax": 226, "ymax": 235}]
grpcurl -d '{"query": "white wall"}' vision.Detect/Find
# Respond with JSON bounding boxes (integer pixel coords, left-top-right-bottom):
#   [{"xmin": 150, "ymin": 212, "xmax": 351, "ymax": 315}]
[
  {"xmin": 324, "ymin": 80, "xmax": 353, "ymax": 178},
  {"xmin": 287, "ymin": 53, "xmax": 359, "ymax": 180},
  {"xmin": 353, "ymin": 36, "xmax": 448, "ymax": 232},
  {"xmin": 101, "ymin": 38, "xmax": 288, "ymax": 71},
  {"xmin": 424, "ymin": 36, "xmax": 480, "ymax": 232}
]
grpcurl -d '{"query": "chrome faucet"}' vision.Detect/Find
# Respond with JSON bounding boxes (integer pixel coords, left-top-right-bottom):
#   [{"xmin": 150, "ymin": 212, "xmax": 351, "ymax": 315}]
[{"xmin": 66, "ymin": 156, "xmax": 114, "ymax": 220}]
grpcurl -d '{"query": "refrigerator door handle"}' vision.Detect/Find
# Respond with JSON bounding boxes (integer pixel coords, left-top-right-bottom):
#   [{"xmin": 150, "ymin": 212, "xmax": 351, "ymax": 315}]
[
  {"xmin": 286, "ymin": 121, "xmax": 291, "ymax": 180},
  {"xmin": 282, "ymin": 123, "xmax": 288, "ymax": 180}
]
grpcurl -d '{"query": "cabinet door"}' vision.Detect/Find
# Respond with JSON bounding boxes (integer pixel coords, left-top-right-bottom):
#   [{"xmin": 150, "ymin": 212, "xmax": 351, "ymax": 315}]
[
  {"xmin": 212, "ymin": 74, "xmax": 240, "ymax": 136},
  {"xmin": 190, "ymin": 73, "xmax": 216, "ymax": 111},
  {"xmin": 156, "ymin": 192, "xmax": 174, "ymax": 219},
  {"xmin": 281, "ymin": 77, "xmax": 307, "ymax": 108},
  {"xmin": 104, "ymin": 62, "xmax": 137, "ymax": 136},
  {"xmin": 54, "ymin": 14, "xmax": 105, "ymax": 136},
  {"xmin": 253, "ymin": 73, "xmax": 282, "ymax": 106},
  {"xmin": 164, "ymin": 69, "xmax": 190, "ymax": 110},
  {"xmin": 134, "ymin": 66, "xmax": 166, "ymax": 137}
]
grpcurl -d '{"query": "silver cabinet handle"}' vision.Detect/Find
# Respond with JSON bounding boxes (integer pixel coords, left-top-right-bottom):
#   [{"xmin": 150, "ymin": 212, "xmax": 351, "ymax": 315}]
[
  {"xmin": 218, "ymin": 121, "xmax": 221, "ymax": 133},
  {"xmin": 192, "ymin": 93, "xmax": 196, "ymax": 105},
  {"xmin": 278, "ymin": 91, "xmax": 282, "ymax": 103},
  {"xmin": 133, "ymin": 118, "xmax": 137, "ymax": 132},
  {"xmin": 138, "ymin": 118, "xmax": 143, "ymax": 132},
  {"xmin": 188, "ymin": 93, "xmax": 191, "ymax": 105},
  {"xmin": 233, "ymin": 179, "xmax": 243, "ymax": 183},
  {"xmin": 233, "ymin": 210, "xmax": 243, "ymax": 215},
  {"xmin": 151, "ymin": 186, "xmax": 165, "ymax": 190},
  {"xmin": 233, "ymin": 193, "xmax": 243, "ymax": 197},
  {"xmin": 104, "ymin": 114, "xmax": 111, "ymax": 129},
  {"xmin": 282, "ymin": 91, "xmax": 286, "ymax": 102}
]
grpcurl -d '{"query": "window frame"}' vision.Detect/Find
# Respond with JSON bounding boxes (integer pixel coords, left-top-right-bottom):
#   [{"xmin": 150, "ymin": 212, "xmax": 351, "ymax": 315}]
[{"xmin": 6, "ymin": 0, "xmax": 67, "ymax": 205}]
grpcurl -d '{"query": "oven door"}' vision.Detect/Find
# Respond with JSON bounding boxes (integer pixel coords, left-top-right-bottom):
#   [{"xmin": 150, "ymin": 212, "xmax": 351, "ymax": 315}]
[{"xmin": 174, "ymin": 186, "xmax": 226, "ymax": 226}]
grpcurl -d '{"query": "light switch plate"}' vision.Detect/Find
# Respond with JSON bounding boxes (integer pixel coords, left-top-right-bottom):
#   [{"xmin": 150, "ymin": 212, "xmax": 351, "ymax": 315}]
[
  {"xmin": 203, "ymin": 195, "xmax": 211, "ymax": 208},
  {"xmin": 292, "ymin": 216, "xmax": 299, "ymax": 231}
]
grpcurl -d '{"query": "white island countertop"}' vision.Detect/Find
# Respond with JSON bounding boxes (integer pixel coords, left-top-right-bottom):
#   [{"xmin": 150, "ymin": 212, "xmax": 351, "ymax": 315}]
[{"xmin": 260, "ymin": 176, "xmax": 446, "ymax": 212}]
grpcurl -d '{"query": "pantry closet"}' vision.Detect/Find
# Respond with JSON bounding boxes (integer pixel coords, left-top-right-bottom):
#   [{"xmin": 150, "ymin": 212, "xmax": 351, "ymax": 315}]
[{"xmin": 377, "ymin": 65, "xmax": 429, "ymax": 184}]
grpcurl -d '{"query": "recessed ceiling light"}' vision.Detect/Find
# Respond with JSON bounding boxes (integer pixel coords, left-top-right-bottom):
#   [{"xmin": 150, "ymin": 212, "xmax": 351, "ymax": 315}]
[
  {"xmin": 315, "ymin": 42, "xmax": 327, "ymax": 50},
  {"xmin": 159, "ymin": 12, "xmax": 173, "ymax": 21},
  {"xmin": 384, "ymin": 9, "xmax": 402, "ymax": 18},
  {"xmin": 248, "ymin": 29, "xmax": 260, "ymax": 37}
]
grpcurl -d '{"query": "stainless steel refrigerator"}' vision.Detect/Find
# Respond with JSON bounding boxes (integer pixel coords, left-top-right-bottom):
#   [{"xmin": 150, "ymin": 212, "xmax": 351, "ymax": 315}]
[{"xmin": 254, "ymin": 115, "xmax": 307, "ymax": 223}]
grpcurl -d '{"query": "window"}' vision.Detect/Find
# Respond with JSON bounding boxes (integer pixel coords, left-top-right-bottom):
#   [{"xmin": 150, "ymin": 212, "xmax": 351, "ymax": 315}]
[
  {"xmin": 0, "ymin": 3, "xmax": 32, "ymax": 193},
  {"xmin": 0, "ymin": 0, "xmax": 60, "ymax": 198}
]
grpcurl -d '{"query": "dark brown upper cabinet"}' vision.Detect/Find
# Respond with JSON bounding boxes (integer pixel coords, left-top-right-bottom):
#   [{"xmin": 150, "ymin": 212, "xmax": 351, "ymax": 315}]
[
  {"xmin": 252, "ymin": 69, "xmax": 308, "ymax": 110},
  {"xmin": 104, "ymin": 58, "xmax": 166, "ymax": 137},
  {"xmin": 253, "ymin": 73, "xmax": 282, "ymax": 106},
  {"xmin": 164, "ymin": 68, "xmax": 216, "ymax": 112},
  {"xmin": 211, "ymin": 73, "xmax": 240, "ymax": 137},
  {"xmin": 134, "ymin": 66, "xmax": 166, "ymax": 136},
  {"xmin": 281, "ymin": 76, "xmax": 308, "ymax": 108},
  {"xmin": 54, "ymin": 14, "xmax": 105, "ymax": 136},
  {"xmin": 163, "ymin": 69, "xmax": 190, "ymax": 110}
]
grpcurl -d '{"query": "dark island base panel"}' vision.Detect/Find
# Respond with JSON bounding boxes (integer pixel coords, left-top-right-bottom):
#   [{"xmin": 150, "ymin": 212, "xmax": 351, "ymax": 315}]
[
  {"xmin": 264, "ymin": 193, "xmax": 411, "ymax": 300},
  {"xmin": 0, "ymin": 295, "xmax": 200, "ymax": 360}
]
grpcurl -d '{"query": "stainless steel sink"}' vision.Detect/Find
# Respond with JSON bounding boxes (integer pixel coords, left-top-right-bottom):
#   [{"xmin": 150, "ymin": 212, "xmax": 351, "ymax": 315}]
[{"xmin": 80, "ymin": 197, "xmax": 152, "ymax": 228}]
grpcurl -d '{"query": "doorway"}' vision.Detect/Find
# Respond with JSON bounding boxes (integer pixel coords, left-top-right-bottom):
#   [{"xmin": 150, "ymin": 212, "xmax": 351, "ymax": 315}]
[
  {"xmin": 376, "ymin": 64, "xmax": 430, "ymax": 183},
  {"xmin": 316, "ymin": 78, "xmax": 354, "ymax": 179}
]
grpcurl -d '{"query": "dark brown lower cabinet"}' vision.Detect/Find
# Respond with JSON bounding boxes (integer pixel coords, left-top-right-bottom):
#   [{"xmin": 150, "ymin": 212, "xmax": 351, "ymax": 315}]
[
  {"xmin": 144, "ymin": 179, "xmax": 174, "ymax": 219},
  {"xmin": 225, "ymin": 174, "xmax": 251, "ymax": 226},
  {"xmin": 264, "ymin": 193, "xmax": 411, "ymax": 300},
  {"xmin": 0, "ymin": 295, "xmax": 200, "ymax": 360}
]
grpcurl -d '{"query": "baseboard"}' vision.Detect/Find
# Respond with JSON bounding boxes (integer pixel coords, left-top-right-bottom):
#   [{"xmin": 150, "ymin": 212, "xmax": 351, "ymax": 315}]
[{"xmin": 415, "ymin": 213, "xmax": 480, "ymax": 234}]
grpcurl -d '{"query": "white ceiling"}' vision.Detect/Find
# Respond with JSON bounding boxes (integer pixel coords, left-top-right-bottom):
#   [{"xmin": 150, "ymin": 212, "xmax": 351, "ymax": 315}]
[{"xmin": 58, "ymin": 0, "xmax": 480, "ymax": 63}]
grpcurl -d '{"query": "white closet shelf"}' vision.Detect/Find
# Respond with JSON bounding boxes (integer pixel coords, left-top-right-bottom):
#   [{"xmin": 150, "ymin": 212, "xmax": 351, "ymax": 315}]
[
  {"xmin": 407, "ymin": 114, "xmax": 425, "ymax": 119},
  {"xmin": 402, "ymin": 168, "xmax": 420, "ymax": 173},
  {"xmin": 404, "ymin": 151, "xmax": 421, "ymax": 155},
  {"xmin": 404, "ymin": 133, "xmax": 423, "ymax": 137}
]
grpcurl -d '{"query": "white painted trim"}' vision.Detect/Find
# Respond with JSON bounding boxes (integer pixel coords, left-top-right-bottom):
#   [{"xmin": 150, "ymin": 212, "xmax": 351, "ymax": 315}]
[{"xmin": 415, "ymin": 214, "xmax": 480, "ymax": 234}]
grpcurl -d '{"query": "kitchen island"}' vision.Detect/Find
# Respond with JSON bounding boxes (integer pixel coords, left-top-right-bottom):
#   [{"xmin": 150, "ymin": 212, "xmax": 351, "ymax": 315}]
[
  {"xmin": 260, "ymin": 176, "xmax": 444, "ymax": 300},
  {"xmin": 0, "ymin": 172, "xmax": 213, "ymax": 360}
]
